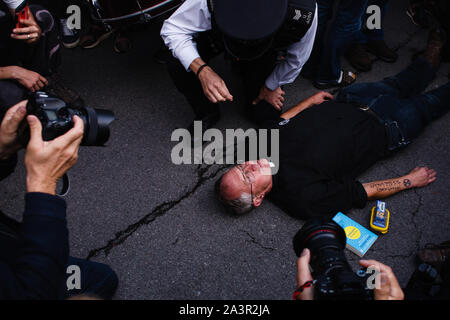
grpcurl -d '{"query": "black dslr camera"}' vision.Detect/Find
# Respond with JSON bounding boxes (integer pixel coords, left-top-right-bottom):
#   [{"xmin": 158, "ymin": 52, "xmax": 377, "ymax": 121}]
[
  {"xmin": 19, "ymin": 92, "xmax": 114, "ymax": 146},
  {"xmin": 293, "ymin": 218, "xmax": 373, "ymax": 300}
]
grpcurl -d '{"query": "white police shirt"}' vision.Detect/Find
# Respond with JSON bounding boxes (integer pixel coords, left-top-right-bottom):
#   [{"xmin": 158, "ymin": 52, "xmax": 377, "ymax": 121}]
[
  {"xmin": 161, "ymin": 0, "xmax": 318, "ymax": 91},
  {"xmin": 3, "ymin": 0, "xmax": 23, "ymax": 10}
]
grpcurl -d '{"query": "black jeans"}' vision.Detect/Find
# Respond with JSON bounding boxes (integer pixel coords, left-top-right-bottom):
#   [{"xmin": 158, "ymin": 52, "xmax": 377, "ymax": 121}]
[
  {"xmin": 336, "ymin": 58, "xmax": 450, "ymax": 152},
  {"xmin": 165, "ymin": 32, "xmax": 281, "ymax": 126},
  {"xmin": 302, "ymin": 0, "xmax": 389, "ymax": 82}
]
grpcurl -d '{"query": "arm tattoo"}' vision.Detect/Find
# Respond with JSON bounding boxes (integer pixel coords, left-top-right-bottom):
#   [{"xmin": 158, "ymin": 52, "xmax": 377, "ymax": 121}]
[
  {"xmin": 403, "ymin": 179, "xmax": 411, "ymax": 188},
  {"xmin": 369, "ymin": 180, "xmax": 402, "ymax": 192}
]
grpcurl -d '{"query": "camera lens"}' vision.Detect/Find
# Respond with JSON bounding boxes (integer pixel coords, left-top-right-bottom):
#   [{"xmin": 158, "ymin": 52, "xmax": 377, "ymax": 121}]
[
  {"xmin": 293, "ymin": 218, "xmax": 347, "ymax": 257},
  {"xmin": 293, "ymin": 218, "xmax": 372, "ymax": 300},
  {"xmin": 74, "ymin": 107, "xmax": 115, "ymax": 146}
]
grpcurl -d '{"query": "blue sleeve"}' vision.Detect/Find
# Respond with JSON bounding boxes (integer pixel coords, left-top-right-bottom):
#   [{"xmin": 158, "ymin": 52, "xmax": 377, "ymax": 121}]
[{"xmin": 0, "ymin": 192, "xmax": 69, "ymax": 299}]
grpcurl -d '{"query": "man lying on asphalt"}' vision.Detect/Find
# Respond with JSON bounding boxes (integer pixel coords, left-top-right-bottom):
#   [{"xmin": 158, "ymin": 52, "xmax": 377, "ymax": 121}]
[{"xmin": 216, "ymin": 29, "xmax": 449, "ymax": 218}]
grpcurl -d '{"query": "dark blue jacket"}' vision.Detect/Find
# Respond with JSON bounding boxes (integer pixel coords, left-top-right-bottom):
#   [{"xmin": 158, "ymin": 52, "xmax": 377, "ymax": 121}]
[{"xmin": 0, "ymin": 155, "xmax": 69, "ymax": 299}]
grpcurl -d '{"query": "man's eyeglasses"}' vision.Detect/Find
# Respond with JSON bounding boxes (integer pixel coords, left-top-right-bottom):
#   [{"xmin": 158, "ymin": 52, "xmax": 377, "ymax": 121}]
[{"xmin": 237, "ymin": 164, "xmax": 255, "ymax": 206}]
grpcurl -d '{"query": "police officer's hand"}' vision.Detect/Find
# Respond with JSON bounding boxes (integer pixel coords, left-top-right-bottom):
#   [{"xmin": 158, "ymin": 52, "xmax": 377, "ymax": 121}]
[
  {"xmin": 198, "ymin": 67, "xmax": 233, "ymax": 103},
  {"xmin": 0, "ymin": 101, "xmax": 27, "ymax": 160},
  {"xmin": 253, "ymin": 85, "xmax": 285, "ymax": 111},
  {"xmin": 191, "ymin": 58, "xmax": 233, "ymax": 103},
  {"xmin": 25, "ymin": 114, "xmax": 84, "ymax": 195}
]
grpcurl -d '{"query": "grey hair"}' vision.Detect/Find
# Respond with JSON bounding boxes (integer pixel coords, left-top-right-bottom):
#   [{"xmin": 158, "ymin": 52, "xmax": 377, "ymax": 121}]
[
  {"xmin": 224, "ymin": 192, "xmax": 253, "ymax": 215},
  {"xmin": 215, "ymin": 176, "xmax": 253, "ymax": 215}
]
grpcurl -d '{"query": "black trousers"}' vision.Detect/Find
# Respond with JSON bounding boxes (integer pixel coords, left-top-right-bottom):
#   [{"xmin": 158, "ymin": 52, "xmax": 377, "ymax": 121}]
[{"xmin": 165, "ymin": 32, "xmax": 282, "ymax": 126}]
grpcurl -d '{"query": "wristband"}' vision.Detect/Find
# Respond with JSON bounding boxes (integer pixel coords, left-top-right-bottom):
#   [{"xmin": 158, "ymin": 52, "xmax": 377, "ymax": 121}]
[
  {"xmin": 292, "ymin": 280, "xmax": 315, "ymax": 300},
  {"xmin": 196, "ymin": 63, "xmax": 208, "ymax": 77}
]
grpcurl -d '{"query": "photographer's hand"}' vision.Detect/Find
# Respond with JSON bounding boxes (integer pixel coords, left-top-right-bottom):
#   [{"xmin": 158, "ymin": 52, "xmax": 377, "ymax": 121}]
[
  {"xmin": 25, "ymin": 114, "xmax": 84, "ymax": 195},
  {"xmin": 295, "ymin": 248, "xmax": 314, "ymax": 300},
  {"xmin": 359, "ymin": 260, "xmax": 404, "ymax": 300},
  {"xmin": 0, "ymin": 101, "xmax": 27, "ymax": 160}
]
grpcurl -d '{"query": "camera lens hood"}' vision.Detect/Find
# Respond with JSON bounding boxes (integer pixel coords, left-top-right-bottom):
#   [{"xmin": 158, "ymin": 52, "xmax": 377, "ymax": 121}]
[{"xmin": 293, "ymin": 217, "xmax": 347, "ymax": 257}]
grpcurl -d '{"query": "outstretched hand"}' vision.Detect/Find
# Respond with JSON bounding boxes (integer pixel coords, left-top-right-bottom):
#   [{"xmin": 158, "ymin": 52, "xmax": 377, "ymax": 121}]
[
  {"xmin": 406, "ymin": 167, "xmax": 437, "ymax": 188},
  {"xmin": 307, "ymin": 91, "xmax": 334, "ymax": 105}
]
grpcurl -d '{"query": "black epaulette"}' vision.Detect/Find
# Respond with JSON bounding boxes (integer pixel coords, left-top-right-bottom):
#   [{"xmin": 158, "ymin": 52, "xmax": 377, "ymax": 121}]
[{"xmin": 273, "ymin": 0, "xmax": 316, "ymax": 50}]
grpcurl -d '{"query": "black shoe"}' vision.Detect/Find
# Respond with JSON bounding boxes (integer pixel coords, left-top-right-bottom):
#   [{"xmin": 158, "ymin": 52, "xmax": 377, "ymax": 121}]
[
  {"xmin": 346, "ymin": 43, "xmax": 373, "ymax": 71},
  {"xmin": 314, "ymin": 70, "xmax": 357, "ymax": 89},
  {"xmin": 423, "ymin": 28, "xmax": 447, "ymax": 68},
  {"xmin": 366, "ymin": 40, "xmax": 398, "ymax": 63},
  {"xmin": 60, "ymin": 18, "xmax": 80, "ymax": 49},
  {"xmin": 113, "ymin": 31, "xmax": 132, "ymax": 54},
  {"xmin": 406, "ymin": 3, "xmax": 431, "ymax": 29}
]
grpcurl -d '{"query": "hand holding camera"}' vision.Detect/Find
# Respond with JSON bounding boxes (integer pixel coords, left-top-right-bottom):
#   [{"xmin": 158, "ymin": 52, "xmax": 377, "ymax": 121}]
[
  {"xmin": 25, "ymin": 111, "xmax": 84, "ymax": 195},
  {"xmin": 293, "ymin": 218, "xmax": 404, "ymax": 300},
  {"xmin": 1, "ymin": 92, "xmax": 114, "ymax": 195},
  {"xmin": 359, "ymin": 259, "xmax": 404, "ymax": 300},
  {"xmin": 0, "ymin": 101, "xmax": 27, "ymax": 160}
]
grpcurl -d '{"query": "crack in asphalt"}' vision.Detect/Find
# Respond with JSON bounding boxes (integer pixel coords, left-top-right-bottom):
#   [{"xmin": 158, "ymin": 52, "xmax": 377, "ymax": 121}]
[
  {"xmin": 86, "ymin": 164, "xmax": 227, "ymax": 260},
  {"xmin": 240, "ymin": 230, "xmax": 276, "ymax": 251},
  {"xmin": 85, "ymin": 27, "xmax": 426, "ymax": 261},
  {"xmin": 410, "ymin": 189, "xmax": 424, "ymax": 253},
  {"xmin": 378, "ymin": 190, "xmax": 424, "ymax": 261}
]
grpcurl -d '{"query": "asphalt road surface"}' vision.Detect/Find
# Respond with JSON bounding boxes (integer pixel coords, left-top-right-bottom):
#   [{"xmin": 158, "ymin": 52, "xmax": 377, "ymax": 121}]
[{"xmin": 0, "ymin": 0, "xmax": 449, "ymax": 299}]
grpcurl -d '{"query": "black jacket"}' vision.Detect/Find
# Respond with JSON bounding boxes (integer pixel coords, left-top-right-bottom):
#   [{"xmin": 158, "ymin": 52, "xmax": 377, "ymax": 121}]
[
  {"xmin": 267, "ymin": 101, "xmax": 388, "ymax": 219},
  {"xmin": 0, "ymin": 154, "xmax": 69, "ymax": 299}
]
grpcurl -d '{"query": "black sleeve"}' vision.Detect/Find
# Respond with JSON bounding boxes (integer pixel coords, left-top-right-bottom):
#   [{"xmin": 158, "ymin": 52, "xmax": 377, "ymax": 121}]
[
  {"xmin": 301, "ymin": 176, "xmax": 368, "ymax": 216},
  {"xmin": 0, "ymin": 153, "xmax": 18, "ymax": 182},
  {"xmin": 0, "ymin": 192, "xmax": 69, "ymax": 299}
]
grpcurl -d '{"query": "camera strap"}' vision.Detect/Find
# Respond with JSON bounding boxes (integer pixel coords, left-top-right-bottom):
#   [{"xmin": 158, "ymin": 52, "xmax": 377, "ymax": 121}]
[{"xmin": 58, "ymin": 173, "xmax": 70, "ymax": 197}]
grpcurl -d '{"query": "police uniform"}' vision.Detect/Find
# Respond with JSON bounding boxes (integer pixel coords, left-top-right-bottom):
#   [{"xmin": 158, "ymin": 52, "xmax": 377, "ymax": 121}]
[{"xmin": 161, "ymin": 0, "xmax": 317, "ymax": 127}]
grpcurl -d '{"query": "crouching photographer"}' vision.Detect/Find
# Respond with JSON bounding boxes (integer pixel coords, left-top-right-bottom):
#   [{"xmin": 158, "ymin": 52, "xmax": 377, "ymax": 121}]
[
  {"xmin": 292, "ymin": 218, "xmax": 404, "ymax": 301},
  {"xmin": 0, "ymin": 100, "xmax": 117, "ymax": 299}
]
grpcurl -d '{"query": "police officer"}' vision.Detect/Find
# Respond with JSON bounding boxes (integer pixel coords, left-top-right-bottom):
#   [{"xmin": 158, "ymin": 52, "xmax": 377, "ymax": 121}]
[{"xmin": 161, "ymin": 0, "xmax": 317, "ymax": 132}]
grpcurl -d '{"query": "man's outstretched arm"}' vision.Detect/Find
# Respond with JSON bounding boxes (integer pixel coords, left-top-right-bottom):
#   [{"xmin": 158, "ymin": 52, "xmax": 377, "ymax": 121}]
[
  {"xmin": 363, "ymin": 167, "xmax": 437, "ymax": 200},
  {"xmin": 280, "ymin": 91, "xmax": 334, "ymax": 120}
]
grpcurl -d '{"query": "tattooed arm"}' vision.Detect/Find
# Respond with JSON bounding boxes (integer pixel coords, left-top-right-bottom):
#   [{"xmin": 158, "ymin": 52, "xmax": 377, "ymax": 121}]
[{"xmin": 363, "ymin": 167, "xmax": 437, "ymax": 200}]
